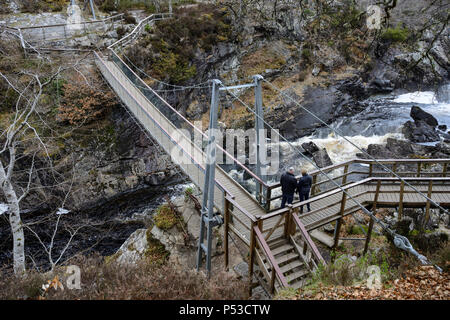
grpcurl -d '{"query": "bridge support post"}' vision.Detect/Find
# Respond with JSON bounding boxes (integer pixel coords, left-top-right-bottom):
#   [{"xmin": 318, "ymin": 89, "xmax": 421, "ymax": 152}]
[
  {"xmin": 89, "ymin": 0, "xmax": 96, "ymax": 20},
  {"xmin": 224, "ymin": 197, "xmax": 230, "ymax": 271},
  {"xmin": 253, "ymin": 74, "xmax": 266, "ymax": 205},
  {"xmin": 196, "ymin": 79, "xmax": 222, "ymax": 277},
  {"xmin": 364, "ymin": 180, "xmax": 380, "ymax": 255},
  {"xmin": 248, "ymin": 221, "xmax": 256, "ymax": 298},
  {"xmin": 333, "ymin": 192, "xmax": 347, "ymax": 248},
  {"xmin": 424, "ymin": 180, "xmax": 433, "ymax": 225}
]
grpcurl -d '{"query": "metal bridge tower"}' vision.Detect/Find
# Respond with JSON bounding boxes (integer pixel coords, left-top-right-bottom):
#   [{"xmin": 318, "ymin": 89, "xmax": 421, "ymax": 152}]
[
  {"xmin": 196, "ymin": 79, "xmax": 223, "ymax": 276},
  {"xmin": 196, "ymin": 76, "xmax": 267, "ymax": 276}
]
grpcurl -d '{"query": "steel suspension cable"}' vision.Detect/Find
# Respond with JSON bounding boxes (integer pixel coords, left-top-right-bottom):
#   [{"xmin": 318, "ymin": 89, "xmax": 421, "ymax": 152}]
[
  {"xmin": 219, "ymin": 81, "xmax": 443, "ymax": 271},
  {"xmin": 262, "ymin": 78, "xmax": 449, "ymax": 216}
]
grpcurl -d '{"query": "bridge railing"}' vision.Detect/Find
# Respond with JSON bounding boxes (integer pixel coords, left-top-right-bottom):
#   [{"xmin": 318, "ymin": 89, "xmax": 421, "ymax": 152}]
[
  {"xmin": 107, "ymin": 49, "xmax": 270, "ymax": 202},
  {"xmin": 265, "ymin": 158, "xmax": 450, "ymax": 211},
  {"xmin": 108, "ymin": 13, "xmax": 172, "ymax": 51},
  {"xmin": 260, "ymin": 176, "xmax": 450, "ymax": 233},
  {"xmin": 96, "ymin": 50, "xmax": 264, "ymax": 254},
  {"xmin": 17, "ymin": 14, "xmax": 124, "ymax": 44}
]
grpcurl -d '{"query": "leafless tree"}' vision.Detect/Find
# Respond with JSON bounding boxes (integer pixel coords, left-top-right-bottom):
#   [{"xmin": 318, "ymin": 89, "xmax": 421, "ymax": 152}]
[{"xmin": 0, "ymin": 31, "xmax": 98, "ymax": 274}]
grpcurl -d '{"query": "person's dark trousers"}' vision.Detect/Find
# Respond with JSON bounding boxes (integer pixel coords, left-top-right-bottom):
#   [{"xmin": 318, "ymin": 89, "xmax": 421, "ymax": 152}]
[
  {"xmin": 281, "ymin": 193, "xmax": 294, "ymax": 208},
  {"xmin": 299, "ymin": 191, "xmax": 311, "ymax": 213}
]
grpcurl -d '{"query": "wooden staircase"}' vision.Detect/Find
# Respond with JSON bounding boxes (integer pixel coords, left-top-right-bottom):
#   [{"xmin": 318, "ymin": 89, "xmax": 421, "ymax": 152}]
[{"xmin": 256, "ymin": 236, "xmax": 312, "ymax": 293}]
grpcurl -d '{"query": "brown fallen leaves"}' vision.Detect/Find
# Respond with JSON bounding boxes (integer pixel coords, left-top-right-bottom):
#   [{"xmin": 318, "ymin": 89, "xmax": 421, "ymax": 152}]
[{"xmin": 295, "ymin": 266, "xmax": 449, "ymax": 300}]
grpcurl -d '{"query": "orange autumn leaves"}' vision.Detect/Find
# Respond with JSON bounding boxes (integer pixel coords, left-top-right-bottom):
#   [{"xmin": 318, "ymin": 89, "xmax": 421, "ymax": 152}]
[
  {"xmin": 57, "ymin": 74, "xmax": 116, "ymax": 125},
  {"xmin": 292, "ymin": 266, "xmax": 449, "ymax": 300}
]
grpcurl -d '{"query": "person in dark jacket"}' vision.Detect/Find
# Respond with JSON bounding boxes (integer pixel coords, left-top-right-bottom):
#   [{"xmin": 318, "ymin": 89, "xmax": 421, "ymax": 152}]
[
  {"xmin": 297, "ymin": 169, "xmax": 312, "ymax": 213},
  {"xmin": 280, "ymin": 167, "xmax": 297, "ymax": 208}
]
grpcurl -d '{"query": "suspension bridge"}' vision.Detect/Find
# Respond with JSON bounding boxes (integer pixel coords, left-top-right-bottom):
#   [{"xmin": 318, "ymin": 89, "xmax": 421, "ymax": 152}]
[{"xmin": 7, "ymin": 12, "xmax": 450, "ymax": 297}]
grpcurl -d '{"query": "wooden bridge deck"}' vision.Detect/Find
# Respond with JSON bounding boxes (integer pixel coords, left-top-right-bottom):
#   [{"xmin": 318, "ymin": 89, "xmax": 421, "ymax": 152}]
[
  {"xmin": 95, "ymin": 51, "xmax": 450, "ymax": 247},
  {"xmin": 230, "ymin": 178, "xmax": 450, "ymax": 244},
  {"xmin": 95, "ymin": 54, "xmax": 266, "ymax": 227}
]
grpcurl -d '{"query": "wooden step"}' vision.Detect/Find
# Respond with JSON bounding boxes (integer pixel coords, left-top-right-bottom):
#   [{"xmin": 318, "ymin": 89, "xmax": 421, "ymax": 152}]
[
  {"xmin": 276, "ymin": 252, "xmax": 299, "ymax": 265},
  {"xmin": 289, "ymin": 277, "xmax": 309, "ymax": 289},
  {"xmin": 271, "ymin": 244, "xmax": 294, "ymax": 256},
  {"xmin": 267, "ymin": 237, "xmax": 288, "ymax": 249},
  {"xmin": 279, "ymin": 260, "xmax": 303, "ymax": 274},
  {"xmin": 286, "ymin": 269, "xmax": 309, "ymax": 283}
]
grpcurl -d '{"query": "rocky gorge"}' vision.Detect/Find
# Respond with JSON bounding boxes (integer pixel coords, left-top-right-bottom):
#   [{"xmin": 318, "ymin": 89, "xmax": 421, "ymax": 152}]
[{"xmin": 0, "ymin": 0, "xmax": 448, "ymax": 279}]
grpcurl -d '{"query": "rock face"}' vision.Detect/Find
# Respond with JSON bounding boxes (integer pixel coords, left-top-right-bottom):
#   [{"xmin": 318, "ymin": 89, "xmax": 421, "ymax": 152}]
[
  {"xmin": 401, "ymin": 106, "xmax": 442, "ymax": 143},
  {"xmin": 313, "ymin": 148, "xmax": 333, "ymax": 168},
  {"xmin": 300, "ymin": 141, "xmax": 333, "ymax": 167},
  {"xmin": 301, "ymin": 141, "xmax": 320, "ymax": 156},
  {"xmin": 402, "ymin": 120, "xmax": 440, "ymax": 143},
  {"xmin": 114, "ymin": 228, "xmax": 153, "ymax": 265},
  {"xmin": 410, "ymin": 106, "xmax": 438, "ymax": 127}
]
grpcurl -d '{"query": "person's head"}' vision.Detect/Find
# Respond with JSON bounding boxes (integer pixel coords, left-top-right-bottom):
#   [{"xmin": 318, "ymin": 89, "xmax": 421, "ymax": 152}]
[
  {"xmin": 301, "ymin": 169, "xmax": 307, "ymax": 176},
  {"xmin": 288, "ymin": 167, "xmax": 294, "ymax": 174}
]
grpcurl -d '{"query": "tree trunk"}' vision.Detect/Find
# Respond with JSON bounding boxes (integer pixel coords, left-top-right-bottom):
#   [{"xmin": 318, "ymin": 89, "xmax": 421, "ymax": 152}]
[{"xmin": 0, "ymin": 164, "xmax": 25, "ymax": 274}]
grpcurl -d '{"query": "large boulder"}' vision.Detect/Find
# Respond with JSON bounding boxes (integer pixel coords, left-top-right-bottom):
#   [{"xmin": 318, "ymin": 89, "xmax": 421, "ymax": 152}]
[
  {"xmin": 402, "ymin": 120, "xmax": 440, "ymax": 143},
  {"xmin": 364, "ymin": 138, "xmax": 414, "ymax": 159},
  {"xmin": 312, "ymin": 148, "xmax": 333, "ymax": 168},
  {"xmin": 410, "ymin": 106, "xmax": 438, "ymax": 127},
  {"xmin": 301, "ymin": 141, "xmax": 320, "ymax": 156}
]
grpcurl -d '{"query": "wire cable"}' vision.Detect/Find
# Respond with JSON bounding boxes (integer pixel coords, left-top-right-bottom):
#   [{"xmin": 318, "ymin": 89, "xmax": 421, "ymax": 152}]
[
  {"xmin": 219, "ymin": 81, "xmax": 443, "ymax": 270},
  {"xmin": 262, "ymin": 79, "xmax": 449, "ymax": 216}
]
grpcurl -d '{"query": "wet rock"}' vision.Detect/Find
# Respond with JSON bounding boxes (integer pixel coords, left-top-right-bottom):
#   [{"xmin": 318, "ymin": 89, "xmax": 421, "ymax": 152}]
[
  {"xmin": 270, "ymin": 86, "xmax": 336, "ymax": 140},
  {"xmin": 438, "ymin": 125, "xmax": 447, "ymax": 131},
  {"xmin": 337, "ymin": 77, "xmax": 369, "ymax": 100},
  {"xmin": 312, "ymin": 148, "xmax": 333, "ymax": 168},
  {"xmin": 301, "ymin": 141, "xmax": 319, "ymax": 156},
  {"xmin": 364, "ymin": 138, "xmax": 414, "ymax": 159},
  {"xmin": 113, "ymin": 228, "xmax": 151, "ymax": 265},
  {"xmin": 395, "ymin": 216, "xmax": 415, "ymax": 236},
  {"xmin": 410, "ymin": 106, "xmax": 438, "ymax": 128},
  {"xmin": 402, "ymin": 120, "xmax": 440, "ymax": 143},
  {"xmin": 386, "ymin": 138, "xmax": 414, "ymax": 157},
  {"xmin": 414, "ymin": 231, "xmax": 448, "ymax": 253}
]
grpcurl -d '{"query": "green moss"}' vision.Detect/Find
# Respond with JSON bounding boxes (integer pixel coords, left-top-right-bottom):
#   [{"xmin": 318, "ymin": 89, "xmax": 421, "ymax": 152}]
[
  {"xmin": 125, "ymin": 4, "xmax": 233, "ymax": 85},
  {"xmin": 145, "ymin": 228, "xmax": 169, "ymax": 265},
  {"xmin": 381, "ymin": 26, "xmax": 410, "ymax": 43},
  {"xmin": 154, "ymin": 204, "xmax": 178, "ymax": 230},
  {"xmin": 184, "ymin": 186, "xmax": 194, "ymax": 201},
  {"xmin": 105, "ymin": 251, "xmax": 122, "ymax": 264}
]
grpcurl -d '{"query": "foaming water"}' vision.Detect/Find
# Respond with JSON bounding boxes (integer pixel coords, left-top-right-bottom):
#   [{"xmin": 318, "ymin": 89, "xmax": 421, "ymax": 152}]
[
  {"xmin": 391, "ymin": 90, "xmax": 450, "ymax": 126},
  {"xmin": 228, "ymin": 84, "xmax": 450, "ymax": 200},
  {"xmin": 308, "ymin": 132, "xmax": 405, "ymax": 163},
  {"xmin": 393, "ymin": 91, "xmax": 438, "ymax": 104}
]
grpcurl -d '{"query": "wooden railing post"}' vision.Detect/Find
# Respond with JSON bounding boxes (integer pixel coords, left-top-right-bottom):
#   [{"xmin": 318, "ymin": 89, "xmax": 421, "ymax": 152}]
[
  {"xmin": 368, "ymin": 163, "xmax": 373, "ymax": 177},
  {"xmin": 443, "ymin": 163, "xmax": 448, "ymax": 177},
  {"xmin": 284, "ymin": 205, "xmax": 293, "ymax": 238},
  {"xmin": 224, "ymin": 196, "xmax": 230, "ymax": 271},
  {"xmin": 265, "ymin": 187, "xmax": 271, "ymax": 211},
  {"xmin": 424, "ymin": 180, "xmax": 433, "ymax": 225},
  {"xmin": 364, "ymin": 180, "xmax": 381, "ymax": 255},
  {"xmin": 311, "ymin": 175, "xmax": 317, "ymax": 195},
  {"xmin": 417, "ymin": 162, "xmax": 422, "ymax": 177},
  {"xmin": 333, "ymin": 191, "xmax": 347, "ymax": 248},
  {"xmin": 398, "ymin": 180, "xmax": 405, "ymax": 220},
  {"xmin": 342, "ymin": 164, "xmax": 349, "ymax": 185},
  {"xmin": 248, "ymin": 220, "xmax": 256, "ymax": 298},
  {"xmin": 270, "ymin": 266, "xmax": 276, "ymax": 294}
]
